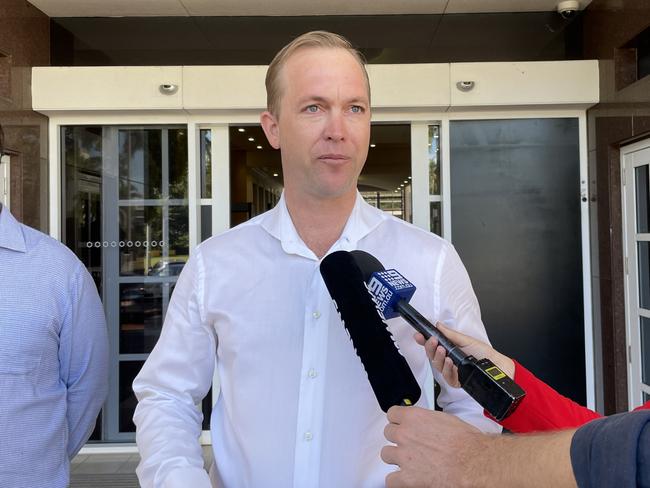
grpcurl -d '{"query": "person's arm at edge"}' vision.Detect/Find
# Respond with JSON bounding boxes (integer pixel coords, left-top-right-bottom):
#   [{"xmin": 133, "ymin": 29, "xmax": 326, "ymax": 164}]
[
  {"xmin": 570, "ymin": 410, "xmax": 650, "ymax": 487},
  {"xmin": 382, "ymin": 405, "xmax": 577, "ymax": 488},
  {"xmin": 61, "ymin": 262, "xmax": 109, "ymax": 458},
  {"xmin": 132, "ymin": 252, "xmax": 215, "ymax": 488}
]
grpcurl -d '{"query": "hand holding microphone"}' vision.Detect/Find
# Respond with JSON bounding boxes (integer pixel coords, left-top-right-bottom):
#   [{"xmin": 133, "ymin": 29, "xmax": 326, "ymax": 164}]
[{"xmin": 416, "ymin": 322, "xmax": 515, "ymax": 390}]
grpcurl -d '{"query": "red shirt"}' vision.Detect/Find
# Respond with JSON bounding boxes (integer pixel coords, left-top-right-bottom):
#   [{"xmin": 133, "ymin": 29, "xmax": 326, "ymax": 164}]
[{"xmin": 498, "ymin": 360, "xmax": 650, "ymax": 433}]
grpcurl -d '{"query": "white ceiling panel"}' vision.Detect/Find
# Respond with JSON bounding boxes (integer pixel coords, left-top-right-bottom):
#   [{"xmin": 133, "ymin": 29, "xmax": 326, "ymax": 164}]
[
  {"xmin": 27, "ymin": 0, "xmax": 592, "ymax": 17},
  {"xmin": 180, "ymin": 0, "xmax": 447, "ymax": 16},
  {"xmin": 27, "ymin": 0, "xmax": 189, "ymax": 17},
  {"xmin": 447, "ymin": 0, "xmax": 591, "ymax": 13}
]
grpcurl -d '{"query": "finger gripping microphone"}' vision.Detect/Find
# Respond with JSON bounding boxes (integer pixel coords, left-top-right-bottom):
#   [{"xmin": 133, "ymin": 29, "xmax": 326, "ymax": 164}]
[
  {"xmin": 350, "ymin": 250, "xmax": 525, "ymax": 421},
  {"xmin": 320, "ymin": 250, "xmax": 421, "ymax": 412}
]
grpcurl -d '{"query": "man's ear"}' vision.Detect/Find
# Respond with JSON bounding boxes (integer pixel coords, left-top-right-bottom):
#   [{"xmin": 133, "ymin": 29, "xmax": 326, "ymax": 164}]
[{"xmin": 260, "ymin": 111, "xmax": 280, "ymax": 149}]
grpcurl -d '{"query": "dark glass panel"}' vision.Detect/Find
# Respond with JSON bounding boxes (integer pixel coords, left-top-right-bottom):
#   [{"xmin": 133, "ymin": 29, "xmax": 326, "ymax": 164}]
[
  {"xmin": 430, "ymin": 201, "xmax": 441, "ymax": 236},
  {"xmin": 635, "ymin": 165, "xmax": 649, "ymax": 233},
  {"xmin": 62, "ymin": 126, "xmax": 103, "ymax": 295},
  {"xmin": 642, "ymin": 317, "xmax": 650, "ymax": 385},
  {"xmin": 201, "ymin": 205, "xmax": 212, "ymax": 242},
  {"xmin": 119, "ymin": 283, "xmax": 163, "ymax": 354},
  {"xmin": 450, "ymin": 118, "xmax": 585, "ymax": 404},
  {"xmin": 119, "ymin": 361, "xmax": 144, "ymax": 433},
  {"xmin": 639, "ymin": 242, "xmax": 650, "ymax": 310}
]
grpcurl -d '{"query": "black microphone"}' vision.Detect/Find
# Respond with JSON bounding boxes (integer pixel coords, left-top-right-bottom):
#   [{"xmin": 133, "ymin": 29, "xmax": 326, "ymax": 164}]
[
  {"xmin": 350, "ymin": 250, "xmax": 526, "ymax": 421},
  {"xmin": 320, "ymin": 250, "xmax": 421, "ymax": 412}
]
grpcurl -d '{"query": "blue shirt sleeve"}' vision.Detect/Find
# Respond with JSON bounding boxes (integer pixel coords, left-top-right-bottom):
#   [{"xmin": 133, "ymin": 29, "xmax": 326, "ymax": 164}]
[
  {"xmin": 570, "ymin": 410, "xmax": 650, "ymax": 487},
  {"xmin": 59, "ymin": 263, "xmax": 109, "ymax": 458}
]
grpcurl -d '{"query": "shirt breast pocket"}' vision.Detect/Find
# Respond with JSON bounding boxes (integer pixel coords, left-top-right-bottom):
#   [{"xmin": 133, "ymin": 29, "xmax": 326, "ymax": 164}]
[
  {"xmin": 0, "ymin": 354, "xmax": 39, "ymax": 375},
  {"xmin": 0, "ymin": 312, "xmax": 47, "ymax": 376}
]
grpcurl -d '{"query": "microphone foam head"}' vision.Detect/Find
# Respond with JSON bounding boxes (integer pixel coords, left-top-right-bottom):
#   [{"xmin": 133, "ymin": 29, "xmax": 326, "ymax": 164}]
[{"xmin": 320, "ymin": 250, "xmax": 421, "ymax": 412}]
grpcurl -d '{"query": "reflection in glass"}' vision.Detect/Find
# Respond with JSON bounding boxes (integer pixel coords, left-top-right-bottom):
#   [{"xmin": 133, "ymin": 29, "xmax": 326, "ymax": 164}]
[
  {"xmin": 201, "ymin": 205, "xmax": 212, "ymax": 242},
  {"xmin": 428, "ymin": 125, "xmax": 440, "ymax": 195},
  {"xmin": 361, "ymin": 191, "xmax": 405, "ymax": 219},
  {"xmin": 119, "ymin": 130, "xmax": 162, "ymax": 200},
  {"xmin": 201, "ymin": 129, "xmax": 212, "ymax": 199},
  {"xmin": 119, "ymin": 283, "xmax": 163, "ymax": 354},
  {"xmin": 636, "ymin": 165, "xmax": 650, "ymax": 233},
  {"xmin": 63, "ymin": 126, "xmax": 104, "ymax": 293},
  {"xmin": 119, "ymin": 361, "xmax": 144, "ymax": 433},
  {"xmin": 642, "ymin": 317, "xmax": 650, "ymax": 384},
  {"xmin": 62, "ymin": 125, "xmax": 103, "ymax": 441},
  {"xmin": 639, "ymin": 242, "xmax": 650, "ymax": 310},
  {"xmin": 645, "ymin": 392, "xmax": 650, "ymax": 403},
  {"xmin": 430, "ymin": 201, "xmax": 441, "ymax": 236},
  {"xmin": 169, "ymin": 206, "xmax": 190, "ymax": 258},
  {"xmin": 169, "ymin": 128, "xmax": 188, "ymax": 199},
  {"xmin": 119, "ymin": 206, "xmax": 163, "ymax": 276}
]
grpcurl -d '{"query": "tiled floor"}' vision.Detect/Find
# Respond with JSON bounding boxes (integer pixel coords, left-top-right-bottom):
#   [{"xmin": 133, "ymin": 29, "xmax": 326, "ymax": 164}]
[{"xmin": 70, "ymin": 447, "xmax": 214, "ymax": 487}]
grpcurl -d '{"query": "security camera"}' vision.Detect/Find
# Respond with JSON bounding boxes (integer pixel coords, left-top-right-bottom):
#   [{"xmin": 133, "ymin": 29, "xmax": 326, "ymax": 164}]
[{"xmin": 557, "ymin": 0, "xmax": 579, "ymax": 19}]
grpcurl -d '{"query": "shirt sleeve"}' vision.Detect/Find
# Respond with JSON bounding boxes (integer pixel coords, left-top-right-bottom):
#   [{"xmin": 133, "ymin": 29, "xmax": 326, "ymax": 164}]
[
  {"xmin": 132, "ymin": 252, "xmax": 216, "ymax": 488},
  {"xmin": 570, "ymin": 410, "xmax": 650, "ymax": 488},
  {"xmin": 433, "ymin": 243, "xmax": 502, "ymax": 434},
  {"xmin": 499, "ymin": 361, "xmax": 602, "ymax": 433},
  {"xmin": 59, "ymin": 262, "xmax": 109, "ymax": 458}
]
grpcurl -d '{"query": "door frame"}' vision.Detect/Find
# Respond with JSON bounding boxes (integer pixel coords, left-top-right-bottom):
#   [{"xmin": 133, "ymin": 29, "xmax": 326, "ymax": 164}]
[
  {"xmin": 621, "ymin": 137, "xmax": 650, "ymax": 408},
  {"xmin": 47, "ymin": 107, "xmax": 593, "ymax": 451},
  {"xmin": 0, "ymin": 153, "xmax": 9, "ymax": 209}
]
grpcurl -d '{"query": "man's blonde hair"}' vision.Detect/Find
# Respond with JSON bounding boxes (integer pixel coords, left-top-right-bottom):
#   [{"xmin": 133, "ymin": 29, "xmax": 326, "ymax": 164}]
[{"xmin": 265, "ymin": 31, "xmax": 370, "ymax": 116}]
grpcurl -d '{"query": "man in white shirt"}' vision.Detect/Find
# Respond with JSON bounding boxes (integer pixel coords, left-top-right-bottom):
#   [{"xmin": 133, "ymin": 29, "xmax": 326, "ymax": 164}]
[{"xmin": 133, "ymin": 30, "xmax": 500, "ymax": 488}]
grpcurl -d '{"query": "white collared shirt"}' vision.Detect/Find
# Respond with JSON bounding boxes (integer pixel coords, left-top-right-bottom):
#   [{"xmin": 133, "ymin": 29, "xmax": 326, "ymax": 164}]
[{"xmin": 133, "ymin": 192, "xmax": 500, "ymax": 488}]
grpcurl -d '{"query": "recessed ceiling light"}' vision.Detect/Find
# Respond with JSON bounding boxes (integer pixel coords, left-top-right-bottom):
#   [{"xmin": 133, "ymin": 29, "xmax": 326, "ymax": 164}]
[
  {"xmin": 408, "ymin": 176, "xmax": 412, "ymax": 179},
  {"xmin": 256, "ymin": 145, "xmax": 262, "ymax": 149},
  {"xmin": 434, "ymin": 134, "xmax": 439, "ymax": 138},
  {"xmin": 273, "ymin": 173, "xmax": 279, "ymax": 177},
  {"xmin": 400, "ymin": 184, "xmax": 405, "ymax": 187},
  {"xmin": 238, "ymin": 128, "xmax": 245, "ymax": 132},
  {"xmin": 403, "ymin": 180, "xmax": 408, "ymax": 184},
  {"xmin": 370, "ymin": 143, "xmax": 376, "ymax": 148},
  {"xmin": 248, "ymin": 137, "xmax": 254, "ymax": 142}
]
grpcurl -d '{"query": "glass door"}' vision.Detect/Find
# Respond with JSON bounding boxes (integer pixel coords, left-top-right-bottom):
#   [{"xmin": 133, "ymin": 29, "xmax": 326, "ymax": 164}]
[
  {"xmin": 622, "ymin": 139, "xmax": 650, "ymax": 408},
  {"xmin": 63, "ymin": 125, "xmax": 195, "ymax": 442}
]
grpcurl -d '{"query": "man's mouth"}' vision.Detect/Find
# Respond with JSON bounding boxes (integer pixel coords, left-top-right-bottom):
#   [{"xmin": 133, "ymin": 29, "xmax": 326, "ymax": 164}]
[{"xmin": 318, "ymin": 154, "xmax": 349, "ymax": 162}]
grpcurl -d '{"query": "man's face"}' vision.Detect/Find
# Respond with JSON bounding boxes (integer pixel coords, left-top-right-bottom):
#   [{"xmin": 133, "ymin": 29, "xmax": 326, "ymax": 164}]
[{"xmin": 261, "ymin": 47, "xmax": 371, "ymax": 202}]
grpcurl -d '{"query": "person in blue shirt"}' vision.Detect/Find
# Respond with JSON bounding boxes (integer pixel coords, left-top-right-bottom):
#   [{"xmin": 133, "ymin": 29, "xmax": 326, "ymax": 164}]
[
  {"xmin": 0, "ymin": 203, "xmax": 109, "ymax": 488},
  {"xmin": 381, "ymin": 326, "xmax": 650, "ymax": 487}
]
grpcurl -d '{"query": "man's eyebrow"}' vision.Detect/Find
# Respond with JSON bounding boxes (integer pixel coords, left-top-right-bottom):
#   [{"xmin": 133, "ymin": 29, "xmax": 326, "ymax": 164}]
[
  {"xmin": 296, "ymin": 95, "xmax": 369, "ymax": 106},
  {"xmin": 296, "ymin": 95, "xmax": 329, "ymax": 105}
]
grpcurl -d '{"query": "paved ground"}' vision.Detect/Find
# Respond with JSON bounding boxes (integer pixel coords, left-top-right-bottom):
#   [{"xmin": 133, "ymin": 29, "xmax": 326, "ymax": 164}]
[{"xmin": 70, "ymin": 447, "xmax": 214, "ymax": 487}]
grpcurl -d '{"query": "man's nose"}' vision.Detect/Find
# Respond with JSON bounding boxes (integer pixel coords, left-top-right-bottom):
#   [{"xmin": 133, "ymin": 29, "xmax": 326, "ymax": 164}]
[{"xmin": 324, "ymin": 110, "xmax": 346, "ymax": 141}]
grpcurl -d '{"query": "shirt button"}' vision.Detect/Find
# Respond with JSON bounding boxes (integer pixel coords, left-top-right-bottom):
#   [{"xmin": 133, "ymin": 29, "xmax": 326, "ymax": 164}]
[
  {"xmin": 312, "ymin": 311, "xmax": 321, "ymax": 319},
  {"xmin": 304, "ymin": 431, "xmax": 313, "ymax": 441},
  {"xmin": 308, "ymin": 369, "xmax": 317, "ymax": 379}
]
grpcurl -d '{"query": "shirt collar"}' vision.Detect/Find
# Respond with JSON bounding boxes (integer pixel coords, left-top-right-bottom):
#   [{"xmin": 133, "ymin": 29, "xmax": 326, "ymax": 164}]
[
  {"xmin": 260, "ymin": 191, "xmax": 386, "ymax": 260},
  {"xmin": 0, "ymin": 204, "xmax": 27, "ymax": 253}
]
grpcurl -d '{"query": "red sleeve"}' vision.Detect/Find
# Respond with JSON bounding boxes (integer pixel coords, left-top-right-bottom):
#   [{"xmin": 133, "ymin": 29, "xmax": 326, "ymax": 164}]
[{"xmin": 497, "ymin": 360, "xmax": 602, "ymax": 433}]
